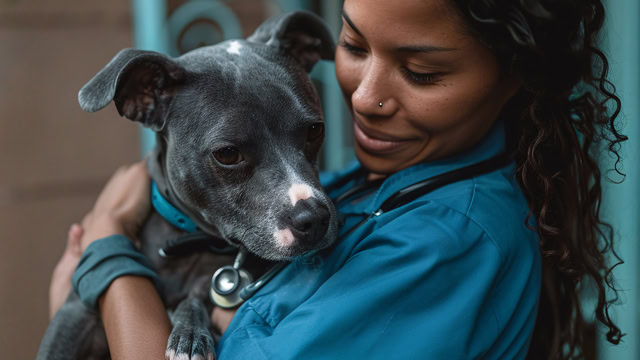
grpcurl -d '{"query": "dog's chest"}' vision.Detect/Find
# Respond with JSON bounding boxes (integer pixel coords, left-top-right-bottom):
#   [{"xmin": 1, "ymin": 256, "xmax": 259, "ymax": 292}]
[
  {"xmin": 138, "ymin": 211, "xmax": 272, "ymax": 310},
  {"xmin": 139, "ymin": 212, "xmax": 235, "ymax": 309}
]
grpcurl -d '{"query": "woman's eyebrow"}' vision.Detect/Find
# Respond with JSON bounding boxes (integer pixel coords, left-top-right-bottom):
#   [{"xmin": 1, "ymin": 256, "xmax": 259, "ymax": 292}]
[
  {"xmin": 341, "ymin": 9, "xmax": 365, "ymax": 39},
  {"xmin": 395, "ymin": 45, "xmax": 457, "ymax": 54}
]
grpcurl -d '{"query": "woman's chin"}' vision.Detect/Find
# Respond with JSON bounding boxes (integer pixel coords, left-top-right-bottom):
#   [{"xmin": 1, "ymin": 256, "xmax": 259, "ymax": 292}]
[{"xmin": 354, "ymin": 145, "xmax": 414, "ymax": 176}]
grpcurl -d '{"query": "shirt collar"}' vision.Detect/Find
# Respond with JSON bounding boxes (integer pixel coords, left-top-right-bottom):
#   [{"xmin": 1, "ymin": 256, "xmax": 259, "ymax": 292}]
[{"xmin": 347, "ymin": 118, "xmax": 508, "ymax": 214}]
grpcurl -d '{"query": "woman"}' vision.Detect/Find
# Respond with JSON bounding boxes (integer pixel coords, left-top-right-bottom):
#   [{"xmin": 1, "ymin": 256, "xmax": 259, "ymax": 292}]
[{"xmin": 50, "ymin": 0, "xmax": 624, "ymax": 358}]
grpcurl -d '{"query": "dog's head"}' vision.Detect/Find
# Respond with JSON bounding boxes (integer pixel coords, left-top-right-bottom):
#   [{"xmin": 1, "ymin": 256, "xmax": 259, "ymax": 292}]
[{"xmin": 78, "ymin": 11, "xmax": 338, "ymax": 261}]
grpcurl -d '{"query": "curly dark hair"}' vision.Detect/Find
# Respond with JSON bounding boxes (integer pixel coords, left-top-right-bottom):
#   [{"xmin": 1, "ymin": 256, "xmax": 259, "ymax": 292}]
[{"xmin": 450, "ymin": 0, "xmax": 627, "ymax": 358}]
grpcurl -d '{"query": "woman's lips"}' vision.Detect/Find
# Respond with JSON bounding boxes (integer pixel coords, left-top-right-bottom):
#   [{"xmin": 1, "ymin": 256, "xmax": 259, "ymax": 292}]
[{"xmin": 353, "ymin": 121, "xmax": 411, "ymax": 154}]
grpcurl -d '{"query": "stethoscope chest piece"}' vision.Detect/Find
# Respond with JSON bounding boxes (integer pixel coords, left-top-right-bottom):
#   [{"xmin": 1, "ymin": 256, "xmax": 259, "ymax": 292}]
[
  {"xmin": 210, "ymin": 248, "xmax": 254, "ymax": 309},
  {"xmin": 210, "ymin": 266, "xmax": 253, "ymax": 308}
]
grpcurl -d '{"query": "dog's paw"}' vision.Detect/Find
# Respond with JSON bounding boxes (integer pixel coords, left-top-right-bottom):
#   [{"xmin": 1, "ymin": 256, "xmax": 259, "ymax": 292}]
[{"xmin": 165, "ymin": 323, "xmax": 215, "ymax": 360}]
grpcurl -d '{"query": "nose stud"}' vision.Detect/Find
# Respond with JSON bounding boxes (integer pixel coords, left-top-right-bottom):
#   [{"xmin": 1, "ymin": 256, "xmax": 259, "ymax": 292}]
[{"xmin": 378, "ymin": 102, "xmax": 383, "ymax": 108}]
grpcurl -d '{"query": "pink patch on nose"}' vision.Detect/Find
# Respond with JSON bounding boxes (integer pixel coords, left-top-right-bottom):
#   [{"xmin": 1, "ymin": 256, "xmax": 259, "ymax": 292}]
[
  {"xmin": 288, "ymin": 183, "xmax": 314, "ymax": 206},
  {"xmin": 274, "ymin": 228, "xmax": 295, "ymax": 247}
]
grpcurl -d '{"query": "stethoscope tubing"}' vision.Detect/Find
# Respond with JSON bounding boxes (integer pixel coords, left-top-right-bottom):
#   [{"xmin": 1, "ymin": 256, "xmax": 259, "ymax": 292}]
[
  {"xmin": 338, "ymin": 152, "xmax": 511, "ymax": 239},
  {"xmin": 238, "ymin": 262, "xmax": 289, "ymax": 300},
  {"xmin": 214, "ymin": 151, "xmax": 512, "ymax": 304}
]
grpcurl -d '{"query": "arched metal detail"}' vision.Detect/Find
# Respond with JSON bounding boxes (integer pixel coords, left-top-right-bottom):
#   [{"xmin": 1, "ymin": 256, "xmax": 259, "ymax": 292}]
[
  {"xmin": 167, "ymin": 0, "xmax": 242, "ymax": 56},
  {"xmin": 165, "ymin": 0, "xmax": 311, "ymax": 57}
]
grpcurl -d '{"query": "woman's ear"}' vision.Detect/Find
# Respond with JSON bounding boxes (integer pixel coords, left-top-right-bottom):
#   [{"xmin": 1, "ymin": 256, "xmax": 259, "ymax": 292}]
[
  {"xmin": 501, "ymin": 72, "xmax": 523, "ymax": 103},
  {"xmin": 247, "ymin": 11, "xmax": 336, "ymax": 72}
]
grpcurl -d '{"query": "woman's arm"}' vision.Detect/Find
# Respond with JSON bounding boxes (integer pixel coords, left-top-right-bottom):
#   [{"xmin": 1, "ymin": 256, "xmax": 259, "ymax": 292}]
[
  {"xmin": 50, "ymin": 161, "xmax": 237, "ymax": 358},
  {"xmin": 98, "ymin": 276, "xmax": 170, "ymax": 360},
  {"xmin": 78, "ymin": 162, "xmax": 172, "ymax": 359}
]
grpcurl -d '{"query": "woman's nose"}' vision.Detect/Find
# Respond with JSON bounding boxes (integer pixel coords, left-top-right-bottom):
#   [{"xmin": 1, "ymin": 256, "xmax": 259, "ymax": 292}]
[{"xmin": 351, "ymin": 58, "xmax": 397, "ymax": 117}]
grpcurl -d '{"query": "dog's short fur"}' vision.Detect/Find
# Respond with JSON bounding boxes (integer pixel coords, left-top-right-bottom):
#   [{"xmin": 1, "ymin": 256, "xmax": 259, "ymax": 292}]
[{"xmin": 37, "ymin": 11, "xmax": 338, "ymax": 360}]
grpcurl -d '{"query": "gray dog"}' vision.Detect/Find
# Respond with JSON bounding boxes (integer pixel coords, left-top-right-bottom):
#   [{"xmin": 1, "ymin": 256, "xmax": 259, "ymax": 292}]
[{"xmin": 38, "ymin": 11, "xmax": 338, "ymax": 360}]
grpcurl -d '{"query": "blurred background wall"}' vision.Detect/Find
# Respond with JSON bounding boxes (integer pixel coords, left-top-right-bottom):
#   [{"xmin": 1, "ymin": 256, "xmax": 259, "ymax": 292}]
[
  {"xmin": 0, "ymin": 0, "xmax": 636, "ymax": 359},
  {"xmin": 0, "ymin": 0, "xmax": 140, "ymax": 357}
]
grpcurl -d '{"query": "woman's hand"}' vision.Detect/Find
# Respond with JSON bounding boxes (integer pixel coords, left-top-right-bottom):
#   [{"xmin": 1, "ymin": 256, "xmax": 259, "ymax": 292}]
[
  {"xmin": 49, "ymin": 224, "xmax": 84, "ymax": 319},
  {"xmin": 211, "ymin": 306, "xmax": 239, "ymax": 335},
  {"xmin": 49, "ymin": 161, "xmax": 170, "ymax": 359},
  {"xmin": 80, "ymin": 161, "xmax": 170, "ymax": 359},
  {"xmin": 49, "ymin": 161, "xmax": 151, "ymax": 318},
  {"xmin": 80, "ymin": 161, "xmax": 151, "ymax": 251}
]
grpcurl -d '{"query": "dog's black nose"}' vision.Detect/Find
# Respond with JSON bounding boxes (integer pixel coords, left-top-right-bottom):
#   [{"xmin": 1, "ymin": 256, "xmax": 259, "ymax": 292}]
[{"xmin": 289, "ymin": 197, "xmax": 330, "ymax": 244}]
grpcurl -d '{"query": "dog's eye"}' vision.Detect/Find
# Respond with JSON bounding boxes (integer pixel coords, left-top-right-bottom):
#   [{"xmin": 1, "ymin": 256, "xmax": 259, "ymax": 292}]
[
  {"xmin": 307, "ymin": 123, "xmax": 324, "ymax": 142},
  {"xmin": 212, "ymin": 147, "xmax": 244, "ymax": 166}
]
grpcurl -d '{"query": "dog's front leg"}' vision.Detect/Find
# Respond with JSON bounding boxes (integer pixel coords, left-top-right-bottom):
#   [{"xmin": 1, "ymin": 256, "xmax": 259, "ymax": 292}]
[{"xmin": 166, "ymin": 298, "xmax": 216, "ymax": 360}]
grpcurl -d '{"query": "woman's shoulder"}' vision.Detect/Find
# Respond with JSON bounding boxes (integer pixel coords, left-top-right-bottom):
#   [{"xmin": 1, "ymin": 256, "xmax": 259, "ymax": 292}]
[
  {"xmin": 464, "ymin": 165, "xmax": 539, "ymax": 258},
  {"xmin": 369, "ymin": 163, "xmax": 538, "ymax": 263}
]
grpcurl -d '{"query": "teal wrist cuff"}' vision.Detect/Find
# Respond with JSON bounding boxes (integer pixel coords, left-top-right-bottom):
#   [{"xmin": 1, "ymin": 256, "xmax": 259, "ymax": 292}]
[{"xmin": 72, "ymin": 234, "xmax": 162, "ymax": 309}]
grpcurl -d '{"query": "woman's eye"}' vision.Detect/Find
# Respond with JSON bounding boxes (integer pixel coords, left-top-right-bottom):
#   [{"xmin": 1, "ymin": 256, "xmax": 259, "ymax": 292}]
[
  {"xmin": 307, "ymin": 123, "xmax": 325, "ymax": 142},
  {"xmin": 403, "ymin": 68, "xmax": 442, "ymax": 85},
  {"xmin": 212, "ymin": 147, "xmax": 244, "ymax": 166},
  {"xmin": 339, "ymin": 40, "xmax": 366, "ymax": 55}
]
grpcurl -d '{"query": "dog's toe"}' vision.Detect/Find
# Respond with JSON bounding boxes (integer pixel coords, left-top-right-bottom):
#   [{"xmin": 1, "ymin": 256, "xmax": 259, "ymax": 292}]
[{"xmin": 166, "ymin": 324, "xmax": 216, "ymax": 360}]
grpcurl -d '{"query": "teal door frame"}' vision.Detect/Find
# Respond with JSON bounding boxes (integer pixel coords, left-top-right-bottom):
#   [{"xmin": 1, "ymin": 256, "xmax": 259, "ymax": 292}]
[
  {"xmin": 599, "ymin": 0, "xmax": 640, "ymax": 359},
  {"xmin": 131, "ymin": 0, "xmax": 169, "ymax": 156}
]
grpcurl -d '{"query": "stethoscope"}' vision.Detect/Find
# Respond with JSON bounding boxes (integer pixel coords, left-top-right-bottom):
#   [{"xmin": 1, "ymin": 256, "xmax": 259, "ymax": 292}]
[{"xmin": 155, "ymin": 151, "xmax": 511, "ymax": 309}]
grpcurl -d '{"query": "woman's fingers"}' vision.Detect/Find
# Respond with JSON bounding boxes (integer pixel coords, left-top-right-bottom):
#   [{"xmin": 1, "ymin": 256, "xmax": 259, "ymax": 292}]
[
  {"xmin": 49, "ymin": 224, "xmax": 84, "ymax": 320},
  {"xmin": 67, "ymin": 223, "xmax": 84, "ymax": 256},
  {"xmin": 80, "ymin": 161, "xmax": 151, "ymax": 251},
  {"xmin": 50, "ymin": 161, "xmax": 152, "ymax": 320}
]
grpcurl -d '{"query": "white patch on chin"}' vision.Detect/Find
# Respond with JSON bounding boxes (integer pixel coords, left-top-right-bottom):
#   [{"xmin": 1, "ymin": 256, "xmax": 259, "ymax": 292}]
[
  {"xmin": 288, "ymin": 183, "xmax": 314, "ymax": 206},
  {"xmin": 274, "ymin": 228, "xmax": 295, "ymax": 247},
  {"xmin": 227, "ymin": 40, "xmax": 242, "ymax": 55}
]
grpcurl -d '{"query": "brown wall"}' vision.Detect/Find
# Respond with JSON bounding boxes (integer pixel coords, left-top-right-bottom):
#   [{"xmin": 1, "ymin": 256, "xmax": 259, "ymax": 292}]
[{"xmin": 0, "ymin": 1, "xmax": 140, "ymax": 357}]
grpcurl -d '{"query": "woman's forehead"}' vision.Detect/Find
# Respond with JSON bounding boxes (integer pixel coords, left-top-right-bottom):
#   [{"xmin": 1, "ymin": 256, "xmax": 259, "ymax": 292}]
[{"xmin": 342, "ymin": 0, "xmax": 464, "ymax": 43}]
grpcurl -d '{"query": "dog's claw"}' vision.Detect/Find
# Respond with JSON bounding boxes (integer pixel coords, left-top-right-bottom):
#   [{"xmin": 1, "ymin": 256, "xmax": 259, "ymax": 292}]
[{"xmin": 165, "ymin": 323, "xmax": 216, "ymax": 360}]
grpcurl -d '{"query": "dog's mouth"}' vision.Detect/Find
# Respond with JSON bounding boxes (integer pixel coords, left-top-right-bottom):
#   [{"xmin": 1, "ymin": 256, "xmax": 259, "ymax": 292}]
[
  {"xmin": 233, "ymin": 223, "xmax": 337, "ymax": 261},
  {"xmin": 276, "ymin": 233, "xmax": 335, "ymax": 259}
]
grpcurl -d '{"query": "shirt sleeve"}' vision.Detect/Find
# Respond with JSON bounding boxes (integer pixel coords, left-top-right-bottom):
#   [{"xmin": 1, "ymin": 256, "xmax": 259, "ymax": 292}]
[{"xmin": 217, "ymin": 203, "xmax": 505, "ymax": 360}]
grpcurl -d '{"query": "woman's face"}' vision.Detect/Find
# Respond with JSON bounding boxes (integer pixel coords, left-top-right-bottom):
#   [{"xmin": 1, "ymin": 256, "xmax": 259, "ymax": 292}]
[{"xmin": 335, "ymin": 0, "xmax": 519, "ymax": 175}]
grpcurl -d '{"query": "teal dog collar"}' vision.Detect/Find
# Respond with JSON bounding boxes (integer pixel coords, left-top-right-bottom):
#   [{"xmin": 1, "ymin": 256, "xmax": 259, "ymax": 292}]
[{"xmin": 151, "ymin": 181, "xmax": 198, "ymax": 233}]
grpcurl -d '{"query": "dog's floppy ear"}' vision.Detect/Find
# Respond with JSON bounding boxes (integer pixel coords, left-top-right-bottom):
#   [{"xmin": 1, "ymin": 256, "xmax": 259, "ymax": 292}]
[
  {"xmin": 248, "ymin": 11, "xmax": 335, "ymax": 72},
  {"xmin": 78, "ymin": 49, "xmax": 185, "ymax": 132}
]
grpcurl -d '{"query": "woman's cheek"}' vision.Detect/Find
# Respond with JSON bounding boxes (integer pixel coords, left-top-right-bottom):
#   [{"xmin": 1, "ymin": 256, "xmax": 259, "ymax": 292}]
[{"xmin": 406, "ymin": 86, "xmax": 462, "ymax": 131}]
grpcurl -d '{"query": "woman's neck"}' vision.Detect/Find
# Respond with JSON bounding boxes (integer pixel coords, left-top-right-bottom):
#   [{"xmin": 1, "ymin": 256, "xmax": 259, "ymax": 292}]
[{"xmin": 367, "ymin": 173, "xmax": 387, "ymax": 181}]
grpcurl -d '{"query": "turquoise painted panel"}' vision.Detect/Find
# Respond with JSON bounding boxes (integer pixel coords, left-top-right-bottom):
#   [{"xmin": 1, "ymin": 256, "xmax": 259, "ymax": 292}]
[
  {"xmin": 599, "ymin": 0, "xmax": 640, "ymax": 359},
  {"xmin": 276, "ymin": 0, "xmax": 310, "ymax": 12},
  {"xmin": 132, "ymin": 0, "xmax": 169, "ymax": 156},
  {"xmin": 316, "ymin": 0, "xmax": 353, "ymax": 171}
]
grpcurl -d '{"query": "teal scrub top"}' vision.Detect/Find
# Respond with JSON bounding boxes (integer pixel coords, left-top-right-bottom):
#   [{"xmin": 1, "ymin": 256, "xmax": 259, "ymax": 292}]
[{"xmin": 216, "ymin": 119, "xmax": 542, "ymax": 359}]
